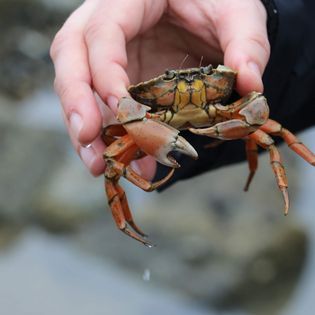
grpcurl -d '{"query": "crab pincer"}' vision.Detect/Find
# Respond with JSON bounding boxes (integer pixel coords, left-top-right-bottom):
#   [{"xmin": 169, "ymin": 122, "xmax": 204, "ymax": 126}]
[{"xmin": 119, "ymin": 97, "xmax": 198, "ymax": 167}]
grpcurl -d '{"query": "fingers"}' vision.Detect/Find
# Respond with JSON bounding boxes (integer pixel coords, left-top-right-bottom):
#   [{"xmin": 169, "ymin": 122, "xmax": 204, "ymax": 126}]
[
  {"xmin": 51, "ymin": 2, "xmax": 107, "ymax": 174},
  {"xmin": 51, "ymin": 0, "xmax": 165, "ymax": 176},
  {"xmin": 215, "ymin": 0, "xmax": 270, "ymax": 94},
  {"xmin": 84, "ymin": 20, "xmax": 130, "ymax": 112},
  {"xmin": 51, "ymin": 1, "xmax": 103, "ymax": 146},
  {"xmin": 51, "ymin": 1, "xmax": 134, "ymax": 174},
  {"xmin": 82, "ymin": 0, "xmax": 166, "ymax": 112},
  {"xmin": 69, "ymin": 130, "xmax": 107, "ymax": 177}
]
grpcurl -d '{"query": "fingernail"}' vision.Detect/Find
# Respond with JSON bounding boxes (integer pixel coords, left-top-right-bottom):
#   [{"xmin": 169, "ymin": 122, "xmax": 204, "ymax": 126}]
[
  {"xmin": 247, "ymin": 61, "xmax": 261, "ymax": 78},
  {"xmin": 70, "ymin": 112, "xmax": 83, "ymax": 140},
  {"xmin": 80, "ymin": 145, "xmax": 96, "ymax": 170},
  {"xmin": 107, "ymin": 95, "xmax": 119, "ymax": 111}
]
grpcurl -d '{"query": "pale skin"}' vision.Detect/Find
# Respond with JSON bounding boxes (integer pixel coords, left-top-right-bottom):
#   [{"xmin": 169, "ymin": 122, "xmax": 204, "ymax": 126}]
[{"xmin": 50, "ymin": 0, "xmax": 270, "ymax": 179}]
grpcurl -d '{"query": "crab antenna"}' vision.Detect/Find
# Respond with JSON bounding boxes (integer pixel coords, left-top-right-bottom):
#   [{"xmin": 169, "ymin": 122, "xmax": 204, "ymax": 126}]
[
  {"xmin": 179, "ymin": 54, "xmax": 190, "ymax": 69},
  {"xmin": 199, "ymin": 56, "xmax": 204, "ymax": 67}
]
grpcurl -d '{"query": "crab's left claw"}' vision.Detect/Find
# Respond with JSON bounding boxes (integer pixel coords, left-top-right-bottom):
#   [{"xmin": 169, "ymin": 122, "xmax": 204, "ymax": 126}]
[
  {"xmin": 124, "ymin": 120, "xmax": 198, "ymax": 168},
  {"xmin": 118, "ymin": 97, "xmax": 198, "ymax": 168}
]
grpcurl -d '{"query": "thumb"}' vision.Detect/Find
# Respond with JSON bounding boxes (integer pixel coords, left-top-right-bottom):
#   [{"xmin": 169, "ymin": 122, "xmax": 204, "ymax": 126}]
[{"xmin": 216, "ymin": 0, "xmax": 270, "ymax": 94}]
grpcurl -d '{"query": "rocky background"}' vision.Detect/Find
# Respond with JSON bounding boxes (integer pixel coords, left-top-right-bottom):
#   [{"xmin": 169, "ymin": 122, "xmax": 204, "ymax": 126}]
[{"xmin": 0, "ymin": 1, "xmax": 314, "ymax": 314}]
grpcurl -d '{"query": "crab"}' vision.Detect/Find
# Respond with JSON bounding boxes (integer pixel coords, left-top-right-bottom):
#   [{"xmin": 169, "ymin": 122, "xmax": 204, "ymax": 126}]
[{"xmin": 102, "ymin": 64, "xmax": 315, "ymax": 246}]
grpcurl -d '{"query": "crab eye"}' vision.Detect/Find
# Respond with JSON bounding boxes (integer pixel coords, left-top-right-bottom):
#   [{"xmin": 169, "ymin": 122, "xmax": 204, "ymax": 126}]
[
  {"xmin": 164, "ymin": 70, "xmax": 176, "ymax": 80},
  {"xmin": 200, "ymin": 65, "xmax": 213, "ymax": 75}
]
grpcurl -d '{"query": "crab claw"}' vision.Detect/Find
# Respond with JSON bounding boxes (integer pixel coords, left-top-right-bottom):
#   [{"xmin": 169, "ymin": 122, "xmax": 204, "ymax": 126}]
[
  {"xmin": 123, "ymin": 119, "xmax": 198, "ymax": 168},
  {"xmin": 166, "ymin": 134, "xmax": 199, "ymax": 167}
]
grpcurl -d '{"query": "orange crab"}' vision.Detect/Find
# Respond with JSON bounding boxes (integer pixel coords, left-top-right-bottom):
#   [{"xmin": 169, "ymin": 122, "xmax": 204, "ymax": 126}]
[{"xmin": 102, "ymin": 64, "xmax": 315, "ymax": 246}]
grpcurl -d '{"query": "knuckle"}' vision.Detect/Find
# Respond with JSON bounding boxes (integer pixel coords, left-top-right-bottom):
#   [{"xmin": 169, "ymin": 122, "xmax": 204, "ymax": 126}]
[
  {"xmin": 90, "ymin": 66, "xmax": 103, "ymax": 84},
  {"xmin": 53, "ymin": 77, "xmax": 68, "ymax": 98},
  {"xmin": 54, "ymin": 79, "xmax": 73, "ymax": 104},
  {"xmin": 84, "ymin": 19, "xmax": 104, "ymax": 42},
  {"xmin": 50, "ymin": 30, "xmax": 67, "ymax": 61},
  {"xmin": 54, "ymin": 79, "xmax": 89, "ymax": 114},
  {"xmin": 250, "ymin": 34, "xmax": 270, "ymax": 57}
]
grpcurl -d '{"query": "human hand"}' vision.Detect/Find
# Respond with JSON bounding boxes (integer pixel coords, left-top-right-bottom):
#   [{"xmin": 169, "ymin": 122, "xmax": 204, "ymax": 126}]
[{"xmin": 50, "ymin": 0, "xmax": 270, "ymax": 179}]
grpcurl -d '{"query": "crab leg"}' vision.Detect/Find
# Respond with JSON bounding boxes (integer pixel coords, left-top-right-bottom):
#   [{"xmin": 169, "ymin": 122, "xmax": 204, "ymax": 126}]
[
  {"xmin": 102, "ymin": 124, "xmax": 127, "ymax": 146},
  {"xmin": 260, "ymin": 119, "xmax": 315, "ymax": 165},
  {"xmin": 249, "ymin": 129, "xmax": 289, "ymax": 215},
  {"xmin": 104, "ymin": 136, "xmax": 151, "ymax": 245},
  {"xmin": 106, "ymin": 157, "xmax": 175, "ymax": 192},
  {"xmin": 244, "ymin": 139, "xmax": 258, "ymax": 191},
  {"xmin": 104, "ymin": 134, "xmax": 175, "ymax": 246},
  {"xmin": 189, "ymin": 92, "xmax": 268, "ymax": 140},
  {"xmin": 105, "ymin": 180, "xmax": 153, "ymax": 246},
  {"xmin": 104, "ymin": 134, "xmax": 175, "ymax": 192},
  {"xmin": 115, "ymin": 183, "xmax": 147, "ymax": 237},
  {"xmin": 189, "ymin": 119, "xmax": 256, "ymax": 140}
]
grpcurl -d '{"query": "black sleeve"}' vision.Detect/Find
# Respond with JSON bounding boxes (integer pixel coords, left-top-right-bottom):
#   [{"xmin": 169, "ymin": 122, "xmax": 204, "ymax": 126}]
[{"xmin": 156, "ymin": 0, "xmax": 315, "ymax": 190}]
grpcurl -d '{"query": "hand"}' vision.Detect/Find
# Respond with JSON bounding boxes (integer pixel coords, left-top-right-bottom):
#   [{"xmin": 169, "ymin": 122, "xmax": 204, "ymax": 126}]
[{"xmin": 50, "ymin": 0, "xmax": 270, "ymax": 179}]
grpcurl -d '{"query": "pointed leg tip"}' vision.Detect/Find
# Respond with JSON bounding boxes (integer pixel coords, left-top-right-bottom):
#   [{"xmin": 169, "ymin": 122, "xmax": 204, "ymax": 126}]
[
  {"xmin": 122, "ymin": 226, "xmax": 156, "ymax": 247},
  {"xmin": 243, "ymin": 172, "xmax": 255, "ymax": 192},
  {"xmin": 144, "ymin": 241, "xmax": 156, "ymax": 248},
  {"xmin": 281, "ymin": 188, "xmax": 289, "ymax": 216},
  {"xmin": 243, "ymin": 182, "xmax": 250, "ymax": 192},
  {"xmin": 128, "ymin": 222, "xmax": 148, "ymax": 238}
]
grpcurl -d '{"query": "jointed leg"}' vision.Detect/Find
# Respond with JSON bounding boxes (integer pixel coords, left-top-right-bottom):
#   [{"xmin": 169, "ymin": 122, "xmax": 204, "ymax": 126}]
[
  {"xmin": 104, "ymin": 134, "xmax": 174, "ymax": 245},
  {"xmin": 102, "ymin": 124, "xmax": 127, "ymax": 146},
  {"xmin": 115, "ymin": 183, "xmax": 147, "ymax": 237},
  {"xmin": 261, "ymin": 119, "xmax": 315, "ymax": 165},
  {"xmin": 105, "ymin": 180, "xmax": 153, "ymax": 246},
  {"xmin": 244, "ymin": 139, "xmax": 258, "ymax": 191},
  {"xmin": 189, "ymin": 119, "xmax": 256, "ymax": 140},
  {"xmin": 249, "ymin": 130, "xmax": 289, "ymax": 215}
]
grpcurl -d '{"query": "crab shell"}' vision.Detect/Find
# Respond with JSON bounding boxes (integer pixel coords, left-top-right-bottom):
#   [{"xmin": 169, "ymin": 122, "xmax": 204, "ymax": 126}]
[{"xmin": 128, "ymin": 65, "xmax": 236, "ymax": 111}]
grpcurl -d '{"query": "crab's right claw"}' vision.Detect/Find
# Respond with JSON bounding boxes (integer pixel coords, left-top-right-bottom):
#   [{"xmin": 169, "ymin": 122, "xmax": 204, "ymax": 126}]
[{"xmin": 123, "ymin": 118, "xmax": 198, "ymax": 168}]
